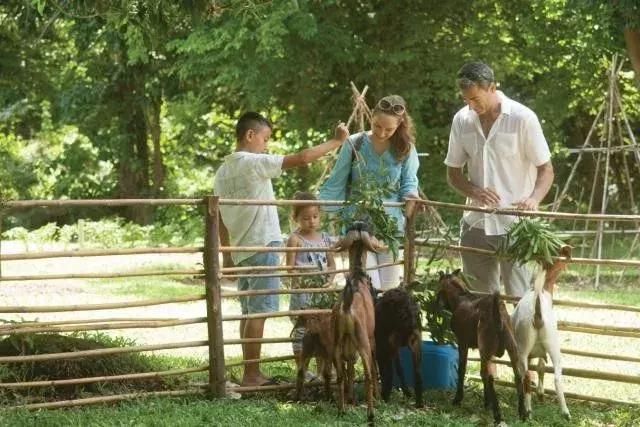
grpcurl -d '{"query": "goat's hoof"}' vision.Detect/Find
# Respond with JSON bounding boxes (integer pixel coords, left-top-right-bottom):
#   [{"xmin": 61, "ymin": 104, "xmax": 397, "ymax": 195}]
[
  {"xmin": 563, "ymin": 412, "xmax": 571, "ymax": 421},
  {"xmin": 452, "ymin": 398, "xmax": 462, "ymax": 406}
]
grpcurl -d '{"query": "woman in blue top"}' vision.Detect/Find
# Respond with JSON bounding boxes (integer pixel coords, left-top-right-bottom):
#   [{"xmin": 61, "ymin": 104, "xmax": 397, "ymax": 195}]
[{"xmin": 319, "ymin": 94, "xmax": 420, "ymax": 290}]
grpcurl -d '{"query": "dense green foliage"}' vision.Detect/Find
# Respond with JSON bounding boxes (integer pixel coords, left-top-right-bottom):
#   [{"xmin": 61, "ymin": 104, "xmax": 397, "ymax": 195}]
[{"xmin": 1, "ymin": 0, "xmax": 639, "ymax": 232}]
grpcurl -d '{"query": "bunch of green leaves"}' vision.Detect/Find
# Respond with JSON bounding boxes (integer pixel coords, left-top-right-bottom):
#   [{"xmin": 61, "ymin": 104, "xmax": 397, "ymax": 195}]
[
  {"xmin": 307, "ymin": 287, "xmax": 339, "ymax": 310},
  {"xmin": 408, "ymin": 277, "xmax": 457, "ymax": 346},
  {"xmin": 334, "ymin": 167, "xmax": 400, "ymax": 258},
  {"xmin": 500, "ymin": 218, "xmax": 566, "ymax": 268}
]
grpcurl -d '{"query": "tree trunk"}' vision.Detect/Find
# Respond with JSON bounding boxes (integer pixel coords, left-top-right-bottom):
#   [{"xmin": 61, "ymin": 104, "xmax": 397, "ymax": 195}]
[
  {"xmin": 146, "ymin": 91, "xmax": 165, "ymax": 197},
  {"xmin": 624, "ymin": 28, "xmax": 640, "ymax": 82},
  {"xmin": 115, "ymin": 63, "xmax": 152, "ymax": 224}
]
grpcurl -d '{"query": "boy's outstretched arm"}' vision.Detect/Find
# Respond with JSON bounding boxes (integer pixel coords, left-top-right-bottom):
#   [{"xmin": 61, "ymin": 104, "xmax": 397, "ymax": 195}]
[{"xmin": 282, "ymin": 123, "xmax": 349, "ymax": 169}]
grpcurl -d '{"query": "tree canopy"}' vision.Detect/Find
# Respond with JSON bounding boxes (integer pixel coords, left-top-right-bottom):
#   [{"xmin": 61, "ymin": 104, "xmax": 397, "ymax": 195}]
[{"xmin": 1, "ymin": 0, "xmax": 639, "ymax": 228}]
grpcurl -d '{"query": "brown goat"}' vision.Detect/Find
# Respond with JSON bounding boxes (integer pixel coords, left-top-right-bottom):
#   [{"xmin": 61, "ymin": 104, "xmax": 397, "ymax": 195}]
[
  {"xmin": 332, "ymin": 222, "xmax": 382, "ymax": 426},
  {"xmin": 294, "ymin": 313, "xmax": 335, "ymax": 401},
  {"xmin": 543, "ymin": 245, "xmax": 572, "ymax": 296},
  {"xmin": 438, "ymin": 270, "xmax": 526, "ymax": 425}
]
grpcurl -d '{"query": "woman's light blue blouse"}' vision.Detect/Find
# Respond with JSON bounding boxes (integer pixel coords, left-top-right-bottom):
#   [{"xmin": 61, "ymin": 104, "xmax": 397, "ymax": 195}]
[{"xmin": 318, "ymin": 131, "xmax": 420, "ymax": 233}]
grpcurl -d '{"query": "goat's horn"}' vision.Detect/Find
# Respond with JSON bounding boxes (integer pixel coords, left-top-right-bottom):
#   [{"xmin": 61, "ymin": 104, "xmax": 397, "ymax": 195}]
[
  {"xmin": 332, "ymin": 230, "xmax": 358, "ymax": 252},
  {"xmin": 361, "ymin": 231, "xmax": 385, "ymax": 253},
  {"xmin": 559, "ymin": 245, "xmax": 572, "ymax": 259}
]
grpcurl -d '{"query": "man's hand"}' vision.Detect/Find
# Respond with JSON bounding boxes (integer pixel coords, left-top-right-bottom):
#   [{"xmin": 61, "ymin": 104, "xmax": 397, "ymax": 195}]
[
  {"xmin": 514, "ymin": 197, "xmax": 539, "ymax": 211},
  {"xmin": 470, "ymin": 187, "xmax": 501, "ymax": 207},
  {"xmin": 334, "ymin": 122, "xmax": 349, "ymax": 142}
]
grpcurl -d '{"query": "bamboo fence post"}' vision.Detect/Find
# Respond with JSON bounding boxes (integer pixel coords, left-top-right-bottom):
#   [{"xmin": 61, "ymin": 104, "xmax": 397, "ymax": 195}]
[
  {"xmin": 403, "ymin": 200, "xmax": 417, "ymax": 284},
  {"xmin": 204, "ymin": 196, "xmax": 226, "ymax": 398}
]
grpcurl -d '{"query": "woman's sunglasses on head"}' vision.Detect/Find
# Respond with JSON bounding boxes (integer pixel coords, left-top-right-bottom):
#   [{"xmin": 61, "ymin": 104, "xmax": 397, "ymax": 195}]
[{"xmin": 377, "ymin": 99, "xmax": 405, "ymax": 115}]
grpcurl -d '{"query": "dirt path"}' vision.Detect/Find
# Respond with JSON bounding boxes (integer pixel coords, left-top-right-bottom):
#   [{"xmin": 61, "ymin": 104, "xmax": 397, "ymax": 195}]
[{"xmin": 0, "ymin": 242, "xmax": 294, "ymax": 360}]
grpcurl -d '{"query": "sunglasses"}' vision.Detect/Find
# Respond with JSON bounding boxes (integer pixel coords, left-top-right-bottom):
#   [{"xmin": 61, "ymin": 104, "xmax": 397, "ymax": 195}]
[{"xmin": 377, "ymin": 99, "xmax": 405, "ymax": 115}]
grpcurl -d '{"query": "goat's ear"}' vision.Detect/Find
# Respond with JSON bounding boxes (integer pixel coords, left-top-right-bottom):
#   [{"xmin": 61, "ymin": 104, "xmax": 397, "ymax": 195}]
[
  {"xmin": 559, "ymin": 245, "xmax": 572, "ymax": 259},
  {"xmin": 438, "ymin": 270, "xmax": 445, "ymax": 279},
  {"xmin": 436, "ymin": 290, "xmax": 447, "ymax": 308},
  {"xmin": 452, "ymin": 268, "xmax": 461, "ymax": 276}
]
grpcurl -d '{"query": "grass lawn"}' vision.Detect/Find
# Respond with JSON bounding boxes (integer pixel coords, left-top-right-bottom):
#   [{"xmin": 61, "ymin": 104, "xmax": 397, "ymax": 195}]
[
  {"xmin": 3, "ymin": 252, "xmax": 640, "ymax": 425},
  {"xmin": 3, "ymin": 387, "xmax": 640, "ymax": 426}
]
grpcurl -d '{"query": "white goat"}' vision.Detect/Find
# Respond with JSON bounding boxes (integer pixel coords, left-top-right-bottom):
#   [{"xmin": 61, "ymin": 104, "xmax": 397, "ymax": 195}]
[{"xmin": 511, "ymin": 270, "xmax": 570, "ymax": 420}]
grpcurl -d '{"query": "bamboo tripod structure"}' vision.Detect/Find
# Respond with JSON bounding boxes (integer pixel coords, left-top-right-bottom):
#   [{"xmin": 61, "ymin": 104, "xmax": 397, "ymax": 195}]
[{"xmin": 551, "ymin": 55, "xmax": 640, "ymax": 289}]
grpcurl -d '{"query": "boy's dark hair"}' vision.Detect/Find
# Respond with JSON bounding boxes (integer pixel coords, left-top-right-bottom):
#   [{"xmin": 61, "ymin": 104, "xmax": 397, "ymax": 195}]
[
  {"xmin": 292, "ymin": 191, "xmax": 318, "ymax": 219},
  {"xmin": 235, "ymin": 112, "xmax": 272, "ymax": 141},
  {"xmin": 456, "ymin": 62, "xmax": 495, "ymax": 90}
]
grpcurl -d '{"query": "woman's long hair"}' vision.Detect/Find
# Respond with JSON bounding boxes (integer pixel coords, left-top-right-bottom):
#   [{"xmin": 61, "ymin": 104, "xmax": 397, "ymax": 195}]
[{"xmin": 373, "ymin": 94, "xmax": 416, "ymax": 162}]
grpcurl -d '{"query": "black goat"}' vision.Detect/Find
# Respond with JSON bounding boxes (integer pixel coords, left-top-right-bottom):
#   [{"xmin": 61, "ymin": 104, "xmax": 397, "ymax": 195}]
[{"xmin": 375, "ymin": 287, "xmax": 423, "ymax": 408}]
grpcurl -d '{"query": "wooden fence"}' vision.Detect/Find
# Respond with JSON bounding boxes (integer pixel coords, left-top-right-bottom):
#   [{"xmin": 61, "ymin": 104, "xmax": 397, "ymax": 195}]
[{"xmin": 0, "ymin": 197, "xmax": 639, "ymax": 409}]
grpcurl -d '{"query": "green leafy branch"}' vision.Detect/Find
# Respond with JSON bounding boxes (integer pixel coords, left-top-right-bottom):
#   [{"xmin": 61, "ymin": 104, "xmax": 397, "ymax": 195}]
[
  {"xmin": 498, "ymin": 218, "xmax": 566, "ymax": 268},
  {"xmin": 408, "ymin": 277, "xmax": 457, "ymax": 346}
]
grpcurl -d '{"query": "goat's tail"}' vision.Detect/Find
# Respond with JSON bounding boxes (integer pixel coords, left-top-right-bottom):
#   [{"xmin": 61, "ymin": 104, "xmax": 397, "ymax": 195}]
[
  {"xmin": 533, "ymin": 293, "xmax": 544, "ymax": 329},
  {"xmin": 532, "ymin": 268, "xmax": 545, "ymax": 329},
  {"xmin": 342, "ymin": 278, "xmax": 355, "ymax": 313},
  {"xmin": 491, "ymin": 292, "xmax": 507, "ymax": 357},
  {"xmin": 491, "ymin": 292, "xmax": 503, "ymax": 331}
]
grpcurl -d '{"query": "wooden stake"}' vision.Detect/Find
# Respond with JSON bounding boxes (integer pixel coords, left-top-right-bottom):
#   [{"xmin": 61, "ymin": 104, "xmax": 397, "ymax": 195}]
[
  {"xmin": 596, "ymin": 56, "xmax": 618, "ymax": 289},
  {"xmin": 404, "ymin": 200, "xmax": 417, "ymax": 284},
  {"xmin": 204, "ymin": 196, "xmax": 226, "ymax": 398}
]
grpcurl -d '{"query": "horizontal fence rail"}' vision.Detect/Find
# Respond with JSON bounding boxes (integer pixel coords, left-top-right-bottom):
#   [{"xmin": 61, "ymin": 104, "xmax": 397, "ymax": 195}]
[
  {"xmin": 416, "ymin": 240, "xmax": 640, "ymax": 268},
  {"xmin": 8, "ymin": 389, "xmax": 207, "ymax": 411},
  {"xmin": 0, "ymin": 340, "xmax": 209, "ymax": 363},
  {"xmin": 0, "ymin": 269, "xmax": 204, "ymax": 282},
  {"xmin": 468, "ymin": 357, "xmax": 640, "ymax": 385},
  {"xmin": 220, "ymin": 261, "xmax": 403, "ymax": 279},
  {"xmin": 0, "ymin": 246, "xmax": 203, "ymax": 261},
  {"xmin": 3, "ymin": 199, "xmax": 204, "ymax": 209},
  {"xmin": 0, "ymin": 295, "xmax": 206, "ymax": 313},
  {"xmin": 0, "ymin": 317, "xmax": 207, "ymax": 335},
  {"xmin": 418, "ymin": 199, "xmax": 640, "ymax": 222},
  {"xmin": 468, "ymin": 376, "xmax": 637, "ymax": 406},
  {"xmin": 0, "ymin": 366, "xmax": 208, "ymax": 389}
]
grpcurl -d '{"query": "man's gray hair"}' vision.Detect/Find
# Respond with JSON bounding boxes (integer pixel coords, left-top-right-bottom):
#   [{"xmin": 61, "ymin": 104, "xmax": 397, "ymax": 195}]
[{"xmin": 456, "ymin": 62, "xmax": 495, "ymax": 90}]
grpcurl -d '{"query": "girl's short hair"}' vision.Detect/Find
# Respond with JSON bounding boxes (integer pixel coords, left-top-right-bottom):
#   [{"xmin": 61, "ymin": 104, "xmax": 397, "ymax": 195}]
[{"xmin": 291, "ymin": 191, "xmax": 318, "ymax": 219}]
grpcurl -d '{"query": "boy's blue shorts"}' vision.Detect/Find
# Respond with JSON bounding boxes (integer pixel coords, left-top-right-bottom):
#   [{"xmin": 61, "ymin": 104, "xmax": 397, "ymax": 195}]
[{"xmin": 237, "ymin": 241, "xmax": 282, "ymax": 314}]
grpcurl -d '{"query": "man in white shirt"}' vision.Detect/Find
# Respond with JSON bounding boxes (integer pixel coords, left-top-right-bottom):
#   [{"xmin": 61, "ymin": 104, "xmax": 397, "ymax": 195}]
[
  {"xmin": 214, "ymin": 112, "xmax": 348, "ymax": 386},
  {"xmin": 444, "ymin": 62, "xmax": 554, "ymax": 297}
]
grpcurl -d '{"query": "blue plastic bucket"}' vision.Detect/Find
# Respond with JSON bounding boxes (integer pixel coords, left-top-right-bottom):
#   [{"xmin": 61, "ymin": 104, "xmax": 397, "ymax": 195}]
[{"xmin": 392, "ymin": 340, "xmax": 458, "ymax": 390}]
